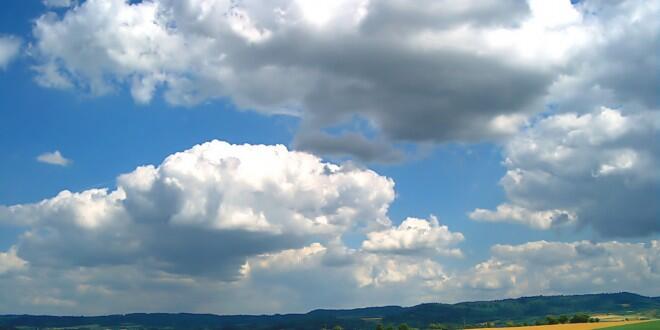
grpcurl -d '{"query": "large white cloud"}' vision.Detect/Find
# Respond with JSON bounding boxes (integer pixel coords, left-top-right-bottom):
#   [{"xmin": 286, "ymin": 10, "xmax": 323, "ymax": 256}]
[
  {"xmin": 461, "ymin": 240, "xmax": 660, "ymax": 300},
  {"xmin": 471, "ymin": 108, "xmax": 660, "ymax": 237},
  {"xmin": 0, "ymin": 140, "xmax": 470, "ymax": 313},
  {"xmin": 0, "ymin": 152, "xmax": 656, "ymax": 313},
  {"xmin": 244, "ymin": 241, "xmax": 452, "ymax": 310},
  {"xmin": 2, "ymin": 0, "xmax": 659, "ymax": 315},
  {"xmin": 30, "ymin": 0, "xmax": 659, "ymax": 160},
  {"xmin": 1, "ymin": 140, "xmax": 395, "ymax": 279},
  {"xmin": 0, "ymin": 241, "xmax": 453, "ymax": 314},
  {"xmin": 2, "ymin": 237, "xmax": 658, "ymax": 315}
]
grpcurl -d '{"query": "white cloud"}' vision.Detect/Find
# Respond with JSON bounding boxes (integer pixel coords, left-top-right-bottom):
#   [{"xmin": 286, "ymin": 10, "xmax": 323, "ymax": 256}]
[
  {"xmin": 461, "ymin": 240, "xmax": 660, "ymax": 300},
  {"xmin": 4, "ymin": 140, "xmax": 396, "ymax": 279},
  {"xmin": 0, "ymin": 247, "xmax": 27, "ymax": 274},
  {"xmin": 362, "ymin": 216, "xmax": 464, "ymax": 256},
  {"xmin": 469, "ymin": 204, "xmax": 576, "ymax": 229},
  {"xmin": 33, "ymin": 62, "xmax": 74, "ymax": 89},
  {"xmin": 31, "ymin": 0, "xmax": 653, "ymax": 160},
  {"xmin": 250, "ymin": 242, "xmax": 327, "ymax": 272},
  {"xmin": 0, "ymin": 35, "xmax": 21, "ymax": 69},
  {"xmin": 1, "ymin": 164, "xmax": 657, "ymax": 316},
  {"xmin": 242, "ymin": 241, "xmax": 451, "ymax": 310},
  {"xmin": 36, "ymin": 150, "xmax": 72, "ymax": 166},
  {"xmin": 551, "ymin": 1, "xmax": 660, "ymax": 111},
  {"xmin": 354, "ymin": 253, "xmax": 448, "ymax": 289},
  {"xmin": 2, "ymin": 0, "xmax": 659, "ymax": 315},
  {"xmin": 28, "ymin": 0, "xmax": 659, "ymax": 159},
  {"xmin": 0, "ymin": 140, "xmax": 467, "ymax": 314},
  {"xmin": 472, "ymin": 108, "xmax": 660, "ymax": 237},
  {"xmin": 2, "ymin": 236, "xmax": 657, "ymax": 315}
]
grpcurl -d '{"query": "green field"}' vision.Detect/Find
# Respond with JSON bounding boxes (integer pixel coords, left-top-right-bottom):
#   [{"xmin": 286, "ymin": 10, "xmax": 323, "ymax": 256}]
[{"xmin": 601, "ymin": 320, "xmax": 660, "ymax": 329}]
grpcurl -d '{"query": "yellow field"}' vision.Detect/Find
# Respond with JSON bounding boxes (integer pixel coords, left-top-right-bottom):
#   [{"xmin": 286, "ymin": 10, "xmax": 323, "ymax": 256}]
[
  {"xmin": 469, "ymin": 320, "xmax": 650, "ymax": 330},
  {"xmin": 590, "ymin": 314, "xmax": 648, "ymax": 322}
]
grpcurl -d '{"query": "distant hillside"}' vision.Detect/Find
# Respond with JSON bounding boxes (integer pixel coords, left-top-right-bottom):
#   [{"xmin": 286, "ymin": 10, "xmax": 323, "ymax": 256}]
[
  {"xmin": 1, "ymin": 292, "xmax": 658, "ymax": 330},
  {"xmin": 383, "ymin": 292, "xmax": 660, "ymax": 327}
]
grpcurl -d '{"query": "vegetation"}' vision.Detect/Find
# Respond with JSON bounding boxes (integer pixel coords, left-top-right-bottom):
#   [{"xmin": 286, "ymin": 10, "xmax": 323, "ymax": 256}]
[
  {"xmin": 599, "ymin": 320, "xmax": 660, "ymax": 330},
  {"xmin": 570, "ymin": 313, "xmax": 591, "ymax": 323},
  {"xmin": 0, "ymin": 292, "xmax": 657, "ymax": 329},
  {"xmin": 540, "ymin": 313, "xmax": 595, "ymax": 326}
]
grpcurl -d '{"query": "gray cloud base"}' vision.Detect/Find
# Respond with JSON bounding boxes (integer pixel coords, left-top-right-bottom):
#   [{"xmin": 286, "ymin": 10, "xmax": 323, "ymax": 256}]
[
  {"xmin": 29, "ymin": 1, "xmax": 659, "ymax": 162},
  {"xmin": 27, "ymin": 0, "xmax": 568, "ymax": 155},
  {"xmin": 471, "ymin": 108, "xmax": 660, "ymax": 237}
]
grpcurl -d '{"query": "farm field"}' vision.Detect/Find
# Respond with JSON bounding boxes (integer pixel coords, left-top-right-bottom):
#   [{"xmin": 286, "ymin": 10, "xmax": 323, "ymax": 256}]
[
  {"xmin": 470, "ymin": 320, "xmax": 654, "ymax": 330},
  {"xmin": 591, "ymin": 314, "xmax": 651, "ymax": 322},
  {"xmin": 598, "ymin": 320, "xmax": 660, "ymax": 329}
]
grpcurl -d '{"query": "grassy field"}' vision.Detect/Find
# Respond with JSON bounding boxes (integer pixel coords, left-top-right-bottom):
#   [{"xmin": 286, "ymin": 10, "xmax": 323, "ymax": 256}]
[
  {"xmin": 469, "ymin": 320, "xmax": 654, "ymax": 330},
  {"xmin": 597, "ymin": 320, "xmax": 660, "ymax": 329}
]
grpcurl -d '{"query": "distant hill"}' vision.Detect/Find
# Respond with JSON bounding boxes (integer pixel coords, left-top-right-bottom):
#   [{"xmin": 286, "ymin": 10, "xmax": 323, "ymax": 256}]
[{"xmin": 1, "ymin": 292, "xmax": 658, "ymax": 329}]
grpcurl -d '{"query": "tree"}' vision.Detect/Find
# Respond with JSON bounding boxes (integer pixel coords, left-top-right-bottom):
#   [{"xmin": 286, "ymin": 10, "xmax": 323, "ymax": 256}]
[
  {"xmin": 570, "ymin": 314, "xmax": 590, "ymax": 323},
  {"xmin": 333, "ymin": 326, "xmax": 343, "ymax": 330},
  {"xmin": 559, "ymin": 315, "xmax": 569, "ymax": 324},
  {"xmin": 398, "ymin": 324, "xmax": 410, "ymax": 330},
  {"xmin": 376, "ymin": 324, "xmax": 385, "ymax": 330},
  {"xmin": 546, "ymin": 316, "xmax": 559, "ymax": 325}
]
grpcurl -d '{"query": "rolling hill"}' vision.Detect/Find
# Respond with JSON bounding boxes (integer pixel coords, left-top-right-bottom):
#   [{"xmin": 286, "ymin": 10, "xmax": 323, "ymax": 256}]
[{"xmin": 1, "ymin": 292, "xmax": 658, "ymax": 329}]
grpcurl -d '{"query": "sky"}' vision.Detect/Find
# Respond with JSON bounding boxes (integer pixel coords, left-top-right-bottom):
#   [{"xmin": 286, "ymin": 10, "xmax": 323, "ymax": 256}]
[{"xmin": 0, "ymin": 0, "xmax": 658, "ymax": 316}]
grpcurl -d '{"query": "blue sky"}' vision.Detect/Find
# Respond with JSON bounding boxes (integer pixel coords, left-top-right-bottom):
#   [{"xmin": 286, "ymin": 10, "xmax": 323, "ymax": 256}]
[{"xmin": 0, "ymin": 0, "xmax": 658, "ymax": 315}]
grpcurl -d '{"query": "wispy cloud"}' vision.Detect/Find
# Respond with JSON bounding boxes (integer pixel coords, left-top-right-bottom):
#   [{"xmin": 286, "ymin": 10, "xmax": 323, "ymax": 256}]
[
  {"xmin": 42, "ymin": 0, "xmax": 75, "ymax": 8},
  {"xmin": 0, "ymin": 35, "xmax": 21, "ymax": 69},
  {"xmin": 36, "ymin": 150, "xmax": 72, "ymax": 166}
]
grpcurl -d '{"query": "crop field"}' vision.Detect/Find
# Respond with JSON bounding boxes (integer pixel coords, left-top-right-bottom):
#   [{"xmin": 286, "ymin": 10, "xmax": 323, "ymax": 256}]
[
  {"xmin": 591, "ymin": 314, "xmax": 650, "ymax": 322},
  {"xmin": 598, "ymin": 320, "xmax": 660, "ymax": 329},
  {"xmin": 470, "ymin": 320, "xmax": 655, "ymax": 330}
]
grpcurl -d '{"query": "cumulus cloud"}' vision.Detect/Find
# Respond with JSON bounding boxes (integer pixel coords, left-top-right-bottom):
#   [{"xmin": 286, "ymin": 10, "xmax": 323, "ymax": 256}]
[
  {"xmin": 362, "ymin": 216, "xmax": 464, "ymax": 256},
  {"xmin": 250, "ymin": 241, "xmax": 450, "ymax": 289},
  {"xmin": 546, "ymin": 1, "xmax": 660, "ymax": 112},
  {"xmin": 470, "ymin": 204, "xmax": 576, "ymax": 230},
  {"xmin": 4, "ymin": 140, "xmax": 396, "ymax": 280},
  {"xmin": 461, "ymin": 240, "xmax": 660, "ymax": 300},
  {"xmin": 199, "ymin": 241, "xmax": 452, "ymax": 312},
  {"xmin": 0, "ymin": 140, "xmax": 469, "ymax": 313},
  {"xmin": 0, "ymin": 155, "xmax": 656, "ymax": 314},
  {"xmin": 36, "ymin": 150, "xmax": 72, "ymax": 166},
  {"xmin": 3, "ymin": 0, "xmax": 659, "ymax": 314},
  {"xmin": 354, "ymin": 253, "xmax": 448, "ymax": 289},
  {"xmin": 2, "ymin": 236, "xmax": 657, "ymax": 314},
  {"xmin": 0, "ymin": 35, "xmax": 21, "ymax": 69},
  {"xmin": 31, "ymin": 0, "xmax": 660, "ymax": 159},
  {"xmin": 471, "ymin": 108, "xmax": 660, "ymax": 237},
  {"xmin": 27, "ymin": 0, "xmax": 660, "ymax": 160}
]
